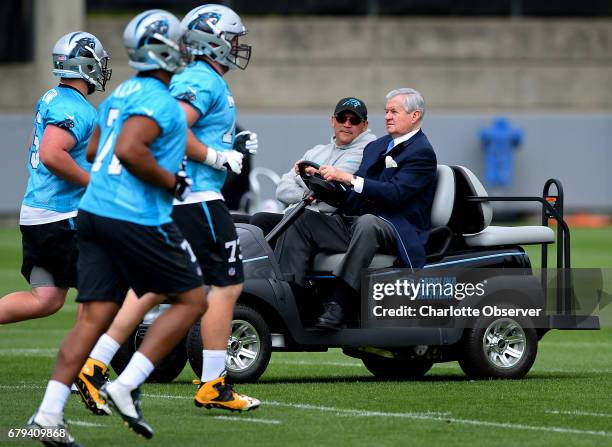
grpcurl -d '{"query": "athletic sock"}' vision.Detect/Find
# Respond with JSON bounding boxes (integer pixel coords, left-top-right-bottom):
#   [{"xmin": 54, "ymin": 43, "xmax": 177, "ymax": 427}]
[
  {"xmin": 201, "ymin": 350, "xmax": 227, "ymax": 383},
  {"xmin": 39, "ymin": 380, "xmax": 70, "ymax": 416},
  {"xmin": 89, "ymin": 334, "xmax": 120, "ymax": 366},
  {"xmin": 116, "ymin": 351, "xmax": 154, "ymax": 390}
]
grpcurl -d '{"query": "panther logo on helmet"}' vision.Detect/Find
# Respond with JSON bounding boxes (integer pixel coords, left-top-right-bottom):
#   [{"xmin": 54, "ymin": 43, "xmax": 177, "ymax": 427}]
[
  {"xmin": 70, "ymin": 37, "xmax": 96, "ymax": 59},
  {"xmin": 189, "ymin": 12, "xmax": 221, "ymax": 34},
  {"xmin": 137, "ymin": 19, "xmax": 170, "ymax": 47},
  {"xmin": 146, "ymin": 19, "xmax": 169, "ymax": 36}
]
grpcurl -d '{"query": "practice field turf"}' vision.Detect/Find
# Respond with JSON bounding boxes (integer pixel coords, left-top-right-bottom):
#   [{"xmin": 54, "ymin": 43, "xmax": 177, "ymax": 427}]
[{"xmin": 0, "ymin": 226, "xmax": 611, "ymax": 446}]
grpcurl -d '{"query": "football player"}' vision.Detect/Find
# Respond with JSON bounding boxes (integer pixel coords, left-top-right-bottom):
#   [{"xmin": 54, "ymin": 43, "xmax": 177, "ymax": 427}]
[
  {"xmin": 77, "ymin": 4, "xmax": 260, "ymax": 415},
  {"xmin": 26, "ymin": 10, "xmax": 202, "ymax": 445},
  {"xmin": 0, "ymin": 32, "xmax": 110, "ymax": 324}
]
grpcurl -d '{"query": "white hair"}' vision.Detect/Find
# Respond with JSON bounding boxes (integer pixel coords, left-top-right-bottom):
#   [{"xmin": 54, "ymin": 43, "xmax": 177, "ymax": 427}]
[{"xmin": 386, "ymin": 88, "xmax": 426, "ymax": 120}]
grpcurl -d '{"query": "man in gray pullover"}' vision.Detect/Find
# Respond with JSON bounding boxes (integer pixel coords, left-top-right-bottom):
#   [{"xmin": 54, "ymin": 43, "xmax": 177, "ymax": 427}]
[{"xmin": 250, "ymin": 97, "xmax": 376, "ymax": 235}]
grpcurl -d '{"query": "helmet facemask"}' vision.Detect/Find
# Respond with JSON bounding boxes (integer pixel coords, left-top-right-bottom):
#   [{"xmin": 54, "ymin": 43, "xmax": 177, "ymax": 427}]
[
  {"xmin": 145, "ymin": 33, "xmax": 192, "ymax": 74},
  {"xmin": 81, "ymin": 46, "xmax": 112, "ymax": 92},
  {"xmin": 226, "ymin": 34, "xmax": 251, "ymax": 70}
]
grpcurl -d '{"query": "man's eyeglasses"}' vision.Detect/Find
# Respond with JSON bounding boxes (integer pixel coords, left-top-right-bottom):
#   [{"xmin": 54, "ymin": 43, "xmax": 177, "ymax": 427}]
[{"xmin": 335, "ymin": 113, "xmax": 363, "ymax": 125}]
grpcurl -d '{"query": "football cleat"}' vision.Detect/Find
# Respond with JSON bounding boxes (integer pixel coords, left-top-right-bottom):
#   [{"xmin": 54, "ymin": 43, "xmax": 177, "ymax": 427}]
[
  {"xmin": 25, "ymin": 410, "xmax": 82, "ymax": 447},
  {"xmin": 194, "ymin": 375, "xmax": 260, "ymax": 412},
  {"xmin": 100, "ymin": 381, "xmax": 153, "ymax": 439},
  {"xmin": 75, "ymin": 357, "xmax": 111, "ymax": 416}
]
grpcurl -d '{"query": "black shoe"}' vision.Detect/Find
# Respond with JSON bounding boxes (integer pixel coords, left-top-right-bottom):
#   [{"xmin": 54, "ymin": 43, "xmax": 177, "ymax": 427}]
[
  {"xmin": 100, "ymin": 382, "xmax": 154, "ymax": 439},
  {"xmin": 315, "ymin": 301, "xmax": 345, "ymax": 331},
  {"xmin": 25, "ymin": 410, "xmax": 82, "ymax": 446}
]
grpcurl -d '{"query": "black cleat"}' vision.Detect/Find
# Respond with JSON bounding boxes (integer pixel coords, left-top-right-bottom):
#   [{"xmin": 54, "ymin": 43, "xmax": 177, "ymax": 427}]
[
  {"xmin": 25, "ymin": 410, "xmax": 82, "ymax": 447},
  {"xmin": 100, "ymin": 382, "xmax": 153, "ymax": 439}
]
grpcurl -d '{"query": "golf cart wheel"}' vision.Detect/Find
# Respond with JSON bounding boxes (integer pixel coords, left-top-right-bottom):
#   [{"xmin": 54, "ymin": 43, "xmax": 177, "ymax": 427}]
[
  {"xmin": 362, "ymin": 356, "xmax": 433, "ymax": 380},
  {"xmin": 187, "ymin": 304, "xmax": 272, "ymax": 383},
  {"xmin": 110, "ymin": 328, "xmax": 188, "ymax": 383},
  {"xmin": 459, "ymin": 304, "xmax": 537, "ymax": 379}
]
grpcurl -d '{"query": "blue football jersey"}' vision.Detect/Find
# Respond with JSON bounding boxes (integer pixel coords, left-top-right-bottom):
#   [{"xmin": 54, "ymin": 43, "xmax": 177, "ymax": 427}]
[
  {"xmin": 79, "ymin": 75, "xmax": 187, "ymax": 226},
  {"xmin": 169, "ymin": 61, "xmax": 235, "ymax": 194},
  {"xmin": 22, "ymin": 85, "xmax": 96, "ymax": 212}
]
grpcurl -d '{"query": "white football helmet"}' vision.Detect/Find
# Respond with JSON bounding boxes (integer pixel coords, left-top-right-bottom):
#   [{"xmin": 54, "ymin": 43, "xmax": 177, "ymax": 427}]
[
  {"xmin": 52, "ymin": 32, "xmax": 111, "ymax": 92},
  {"xmin": 181, "ymin": 4, "xmax": 252, "ymax": 70},
  {"xmin": 123, "ymin": 9, "xmax": 191, "ymax": 74}
]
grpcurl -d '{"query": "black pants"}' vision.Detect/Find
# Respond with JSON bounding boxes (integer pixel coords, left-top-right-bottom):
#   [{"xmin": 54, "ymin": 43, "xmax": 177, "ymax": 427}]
[{"xmin": 274, "ymin": 210, "xmax": 397, "ymax": 291}]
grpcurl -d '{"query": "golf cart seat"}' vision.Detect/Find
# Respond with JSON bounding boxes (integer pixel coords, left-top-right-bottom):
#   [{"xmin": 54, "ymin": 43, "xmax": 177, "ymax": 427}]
[
  {"xmin": 312, "ymin": 164, "xmax": 456, "ymax": 271},
  {"xmin": 464, "ymin": 225, "xmax": 554, "ymax": 246},
  {"xmin": 450, "ymin": 165, "xmax": 555, "ymax": 247},
  {"xmin": 312, "ymin": 164, "xmax": 557, "ymax": 272}
]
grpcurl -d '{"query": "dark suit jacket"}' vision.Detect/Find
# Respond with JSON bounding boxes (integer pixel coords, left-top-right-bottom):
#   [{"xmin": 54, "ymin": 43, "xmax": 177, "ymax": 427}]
[{"xmin": 341, "ymin": 129, "xmax": 437, "ymax": 268}]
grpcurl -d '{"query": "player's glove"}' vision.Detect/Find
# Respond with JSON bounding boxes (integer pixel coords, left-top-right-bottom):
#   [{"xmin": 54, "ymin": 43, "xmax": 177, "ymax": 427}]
[
  {"xmin": 171, "ymin": 168, "xmax": 193, "ymax": 201},
  {"xmin": 204, "ymin": 147, "xmax": 244, "ymax": 174},
  {"xmin": 234, "ymin": 130, "xmax": 258, "ymax": 155}
]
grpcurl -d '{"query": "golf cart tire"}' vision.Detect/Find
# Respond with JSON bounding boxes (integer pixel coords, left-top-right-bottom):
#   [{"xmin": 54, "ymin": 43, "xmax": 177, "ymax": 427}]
[
  {"xmin": 110, "ymin": 330, "xmax": 188, "ymax": 383},
  {"xmin": 458, "ymin": 303, "xmax": 538, "ymax": 379},
  {"xmin": 187, "ymin": 304, "xmax": 272, "ymax": 383},
  {"xmin": 362, "ymin": 356, "xmax": 434, "ymax": 380}
]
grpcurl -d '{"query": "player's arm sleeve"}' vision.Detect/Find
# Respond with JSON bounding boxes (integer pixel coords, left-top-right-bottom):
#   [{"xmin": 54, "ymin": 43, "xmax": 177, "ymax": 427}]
[
  {"xmin": 124, "ymin": 92, "xmax": 174, "ymax": 136},
  {"xmin": 170, "ymin": 77, "xmax": 214, "ymax": 119},
  {"xmin": 45, "ymin": 103, "xmax": 79, "ymax": 145}
]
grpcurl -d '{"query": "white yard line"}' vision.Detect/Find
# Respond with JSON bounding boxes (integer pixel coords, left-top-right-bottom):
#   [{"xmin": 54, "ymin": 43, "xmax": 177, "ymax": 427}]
[
  {"xmin": 0, "ymin": 351, "xmax": 610, "ymax": 376},
  {"xmin": 0, "ymin": 328, "xmax": 68, "ymax": 334},
  {"xmin": 0, "ymin": 348, "xmax": 57, "ymax": 357},
  {"xmin": 2, "ymin": 387, "xmax": 610, "ymax": 438},
  {"xmin": 546, "ymin": 410, "xmax": 612, "ymax": 418},
  {"xmin": 263, "ymin": 401, "xmax": 611, "ymax": 438},
  {"xmin": 142, "ymin": 393, "xmax": 185, "ymax": 399},
  {"xmin": 140, "ymin": 394, "xmax": 281, "ymax": 425},
  {"xmin": 66, "ymin": 420, "xmax": 107, "ymax": 428},
  {"xmin": 213, "ymin": 415, "xmax": 281, "ymax": 425},
  {"xmin": 0, "ymin": 384, "xmax": 46, "ymax": 389},
  {"xmin": 141, "ymin": 393, "xmax": 611, "ymax": 438}
]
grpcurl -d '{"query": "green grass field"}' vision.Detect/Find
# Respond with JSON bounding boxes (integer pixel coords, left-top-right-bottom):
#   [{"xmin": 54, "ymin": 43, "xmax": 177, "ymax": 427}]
[{"xmin": 1, "ymin": 226, "xmax": 611, "ymax": 446}]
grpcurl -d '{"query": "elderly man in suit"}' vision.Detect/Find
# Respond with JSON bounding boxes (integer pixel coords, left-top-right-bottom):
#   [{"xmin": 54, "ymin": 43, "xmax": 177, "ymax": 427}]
[{"xmin": 274, "ymin": 88, "xmax": 437, "ymax": 330}]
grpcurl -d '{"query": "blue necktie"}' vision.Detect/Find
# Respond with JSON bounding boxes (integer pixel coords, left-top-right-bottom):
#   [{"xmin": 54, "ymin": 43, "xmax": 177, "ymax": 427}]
[{"xmin": 385, "ymin": 140, "xmax": 394, "ymax": 154}]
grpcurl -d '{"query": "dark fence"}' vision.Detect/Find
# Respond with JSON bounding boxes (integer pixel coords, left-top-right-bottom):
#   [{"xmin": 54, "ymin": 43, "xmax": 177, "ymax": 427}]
[{"xmin": 87, "ymin": 0, "xmax": 612, "ymax": 17}]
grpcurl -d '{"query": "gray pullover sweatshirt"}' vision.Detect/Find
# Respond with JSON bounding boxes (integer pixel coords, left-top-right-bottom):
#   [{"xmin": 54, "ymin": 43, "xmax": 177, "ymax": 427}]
[{"xmin": 276, "ymin": 128, "xmax": 376, "ymax": 214}]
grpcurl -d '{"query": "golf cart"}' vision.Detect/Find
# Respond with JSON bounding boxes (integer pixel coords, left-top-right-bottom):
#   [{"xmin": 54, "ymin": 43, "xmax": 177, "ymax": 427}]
[{"xmin": 111, "ymin": 162, "xmax": 600, "ymax": 382}]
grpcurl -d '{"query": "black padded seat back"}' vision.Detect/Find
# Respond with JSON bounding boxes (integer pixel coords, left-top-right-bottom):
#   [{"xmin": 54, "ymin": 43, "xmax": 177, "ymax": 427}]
[{"xmin": 447, "ymin": 165, "xmax": 493, "ymax": 235}]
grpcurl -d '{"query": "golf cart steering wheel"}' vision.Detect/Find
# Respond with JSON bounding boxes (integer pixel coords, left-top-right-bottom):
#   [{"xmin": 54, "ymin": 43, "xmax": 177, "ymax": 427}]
[
  {"xmin": 297, "ymin": 160, "xmax": 323, "ymax": 182},
  {"xmin": 296, "ymin": 160, "xmax": 350, "ymax": 207}
]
